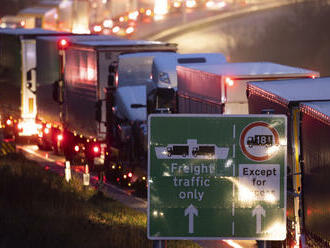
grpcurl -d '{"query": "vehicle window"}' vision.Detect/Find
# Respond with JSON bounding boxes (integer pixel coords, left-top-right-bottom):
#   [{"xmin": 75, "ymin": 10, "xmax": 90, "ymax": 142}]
[
  {"xmin": 177, "ymin": 57, "xmax": 206, "ymax": 64},
  {"xmin": 118, "ymin": 56, "xmax": 153, "ymax": 87}
]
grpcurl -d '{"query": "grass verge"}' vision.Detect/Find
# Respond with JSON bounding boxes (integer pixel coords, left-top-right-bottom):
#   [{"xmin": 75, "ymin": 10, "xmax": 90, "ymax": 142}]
[{"xmin": 0, "ymin": 153, "xmax": 199, "ymax": 248}]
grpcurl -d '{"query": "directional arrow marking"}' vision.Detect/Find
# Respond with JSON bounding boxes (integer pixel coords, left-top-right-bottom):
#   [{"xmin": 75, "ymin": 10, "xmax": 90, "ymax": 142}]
[
  {"xmin": 252, "ymin": 205, "xmax": 266, "ymax": 234},
  {"xmin": 185, "ymin": 204, "xmax": 198, "ymax": 234}
]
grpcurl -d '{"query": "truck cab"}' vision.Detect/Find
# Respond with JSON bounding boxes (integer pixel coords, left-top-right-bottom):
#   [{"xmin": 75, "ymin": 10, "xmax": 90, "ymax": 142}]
[{"xmin": 117, "ymin": 51, "xmax": 177, "ymax": 117}]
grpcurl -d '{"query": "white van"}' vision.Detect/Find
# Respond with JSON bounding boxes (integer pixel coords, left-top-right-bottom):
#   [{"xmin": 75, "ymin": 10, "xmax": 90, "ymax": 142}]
[{"xmin": 151, "ymin": 53, "xmax": 227, "ymax": 89}]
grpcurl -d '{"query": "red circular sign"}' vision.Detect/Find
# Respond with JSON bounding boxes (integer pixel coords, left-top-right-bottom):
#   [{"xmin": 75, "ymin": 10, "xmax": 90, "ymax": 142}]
[{"xmin": 240, "ymin": 122, "xmax": 280, "ymax": 161}]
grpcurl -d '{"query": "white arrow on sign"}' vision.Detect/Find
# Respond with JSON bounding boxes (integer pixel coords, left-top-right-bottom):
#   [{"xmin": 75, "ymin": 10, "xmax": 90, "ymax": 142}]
[
  {"xmin": 184, "ymin": 204, "xmax": 198, "ymax": 234},
  {"xmin": 252, "ymin": 205, "xmax": 266, "ymax": 234}
]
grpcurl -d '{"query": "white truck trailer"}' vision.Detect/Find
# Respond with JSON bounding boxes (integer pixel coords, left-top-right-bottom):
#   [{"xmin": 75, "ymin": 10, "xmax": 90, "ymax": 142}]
[
  {"xmin": 0, "ymin": 28, "xmax": 68, "ymax": 139},
  {"xmin": 176, "ymin": 62, "xmax": 319, "ymax": 114}
]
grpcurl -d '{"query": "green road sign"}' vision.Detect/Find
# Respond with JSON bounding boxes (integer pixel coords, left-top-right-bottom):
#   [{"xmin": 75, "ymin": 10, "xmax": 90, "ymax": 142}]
[{"xmin": 148, "ymin": 114, "xmax": 287, "ymax": 240}]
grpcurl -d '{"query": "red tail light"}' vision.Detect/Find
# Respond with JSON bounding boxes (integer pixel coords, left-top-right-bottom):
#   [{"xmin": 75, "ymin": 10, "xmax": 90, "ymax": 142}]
[
  {"xmin": 57, "ymin": 134, "xmax": 63, "ymax": 141},
  {"xmin": 93, "ymin": 146, "xmax": 100, "ymax": 154},
  {"xmin": 74, "ymin": 145, "xmax": 80, "ymax": 152},
  {"xmin": 58, "ymin": 38, "xmax": 69, "ymax": 50},
  {"xmin": 128, "ymin": 172, "xmax": 133, "ymax": 178},
  {"xmin": 6, "ymin": 119, "xmax": 12, "ymax": 126}
]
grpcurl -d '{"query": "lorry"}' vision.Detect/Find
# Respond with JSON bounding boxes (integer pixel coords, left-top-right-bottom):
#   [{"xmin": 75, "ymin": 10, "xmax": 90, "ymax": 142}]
[
  {"xmin": 17, "ymin": 6, "xmax": 58, "ymax": 30},
  {"xmin": 247, "ymin": 77, "xmax": 330, "ymax": 247},
  {"xmin": 0, "ymin": 15, "xmax": 27, "ymax": 29},
  {"xmin": 299, "ymin": 101, "xmax": 330, "ymax": 247},
  {"xmin": 176, "ymin": 62, "xmax": 319, "ymax": 114},
  {"xmin": 36, "ymin": 34, "xmax": 123, "ymax": 151},
  {"xmin": 35, "ymin": 36, "xmax": 177, "ymax": 188},
  {"xmin": 151, "ymin": 52, "xmax": 227, "ymax": 89},
  {"xmin": 15, "ymin": 0, "xmax": 90, "ymax": 33},
  {"xmin": 0, "ymin": 28, "xmax": 69, "ymax": 139}
]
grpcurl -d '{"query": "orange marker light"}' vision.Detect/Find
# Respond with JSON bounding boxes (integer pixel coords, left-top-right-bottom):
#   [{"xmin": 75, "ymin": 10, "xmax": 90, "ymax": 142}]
[{"xmin": 146, "ymin": 9, "xmax": 152, "ymax": 16}]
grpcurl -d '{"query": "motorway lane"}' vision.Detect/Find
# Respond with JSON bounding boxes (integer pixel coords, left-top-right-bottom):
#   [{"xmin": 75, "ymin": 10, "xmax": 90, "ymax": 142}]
[
  {"xmin": 164, "ymin": 4, "xmax": 294, "ymax": 54},
  {"xmin": 163, "ymin": 1, "xmax": 330, "ymax": 75},
  {"xmin": 133, "ymin": 6, "xmax": 233, "ymax": 40},
  {"xmin": 133, "ymin": 1, "xmax": 287, "ymax": 41}
]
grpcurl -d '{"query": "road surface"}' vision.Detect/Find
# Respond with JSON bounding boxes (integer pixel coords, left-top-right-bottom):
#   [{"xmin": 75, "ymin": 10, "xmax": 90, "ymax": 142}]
[{"xmin": 163, "ymin": 1, "xmax": 330, "ymax": 76}]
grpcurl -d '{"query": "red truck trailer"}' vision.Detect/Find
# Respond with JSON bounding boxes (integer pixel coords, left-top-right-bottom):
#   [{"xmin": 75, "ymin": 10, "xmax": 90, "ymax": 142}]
[
  {"xmin": 298, "ymin": 101, "xmax": 330, "ymax": 247},
  {"xmin": 176, "ymin": 62, "xmax": 318, "ymax": 114},
  {"xmin": 247, "ymin": 77, "xmax": 330, "ymax": 247}
]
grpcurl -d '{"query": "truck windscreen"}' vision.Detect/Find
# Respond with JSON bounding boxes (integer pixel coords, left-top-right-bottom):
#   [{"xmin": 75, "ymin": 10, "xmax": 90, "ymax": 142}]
[{"xmin": 118, "ymin": 56, "xmax": 153, "ymax": 89}]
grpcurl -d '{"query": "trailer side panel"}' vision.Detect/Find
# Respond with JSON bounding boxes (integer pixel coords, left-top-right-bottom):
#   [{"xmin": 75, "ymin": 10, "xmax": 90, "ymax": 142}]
[
  {"xmin": 64, "ymin": 47, "xmax": 98, "ymax": 137},
  {"xmin": 301, "ymin": 108, "xmax": 330, "ymax": 242},
  {"xmin": 0, "ymin": 33, "xmax": 21, "ymax": 117},
  {"xmin": 177, "ymin": 66, "xmax": 222, "ymax": 114}
]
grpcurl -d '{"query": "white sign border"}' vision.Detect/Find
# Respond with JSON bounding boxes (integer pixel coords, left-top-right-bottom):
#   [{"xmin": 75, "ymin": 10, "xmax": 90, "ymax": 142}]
[{"xmin": 147, "ymin": 114, "xmax": 287, "ymax": 240}]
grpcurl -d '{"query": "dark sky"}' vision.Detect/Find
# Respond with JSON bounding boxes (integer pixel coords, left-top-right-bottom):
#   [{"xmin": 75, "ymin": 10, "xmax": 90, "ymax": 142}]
[{"xmin": 0, "ymin": 0, "xmax": 39, "ymax": 17}]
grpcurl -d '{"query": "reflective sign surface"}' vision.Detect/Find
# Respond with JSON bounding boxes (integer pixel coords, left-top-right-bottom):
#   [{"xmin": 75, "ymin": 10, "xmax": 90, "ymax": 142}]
[{"xmin": 148, "ymin": 114, "xmax": 287, "ymax": 240}]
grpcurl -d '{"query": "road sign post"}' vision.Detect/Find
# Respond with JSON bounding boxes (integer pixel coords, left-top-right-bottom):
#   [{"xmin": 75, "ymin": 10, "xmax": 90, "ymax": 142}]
[{"xmin": 148, "ymin": 114, "xmax": 287, "ymax": 240}]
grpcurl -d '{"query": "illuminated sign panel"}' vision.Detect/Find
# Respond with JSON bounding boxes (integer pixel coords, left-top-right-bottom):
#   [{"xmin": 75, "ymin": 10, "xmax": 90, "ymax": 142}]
[{"xmin": 148, "ymin": 115, "xmax": 287, "ymax": 240}]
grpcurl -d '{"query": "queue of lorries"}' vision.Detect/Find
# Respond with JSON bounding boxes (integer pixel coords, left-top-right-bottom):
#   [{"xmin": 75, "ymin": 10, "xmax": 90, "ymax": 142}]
[
  {"xmin": 0, "ymin": 28, "xmax": 329, "ymax": 247},
  {"xmin": 0, "ymin": 0, "xmax": 233, "ymax": 37}
]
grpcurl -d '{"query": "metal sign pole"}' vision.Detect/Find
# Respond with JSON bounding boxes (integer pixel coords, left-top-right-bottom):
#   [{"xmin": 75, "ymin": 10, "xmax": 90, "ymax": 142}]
[{"xmin": 153, "ymin": 240, "xmax": 166, "ymax": 248}]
